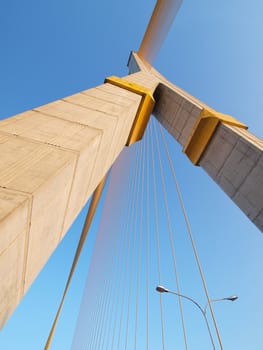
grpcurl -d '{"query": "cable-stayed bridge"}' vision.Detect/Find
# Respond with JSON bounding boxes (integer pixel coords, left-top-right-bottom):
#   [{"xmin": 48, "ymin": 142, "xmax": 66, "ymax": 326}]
[{"xmin": 0, "ymin": 1, "xmax": 262, "ymax": 349}]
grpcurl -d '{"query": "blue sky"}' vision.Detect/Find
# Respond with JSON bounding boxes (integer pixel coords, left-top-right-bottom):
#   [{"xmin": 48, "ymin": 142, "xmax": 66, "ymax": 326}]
[{"xmin": 0, "ymin": 0, "xmax": 263, "ymax": 349}]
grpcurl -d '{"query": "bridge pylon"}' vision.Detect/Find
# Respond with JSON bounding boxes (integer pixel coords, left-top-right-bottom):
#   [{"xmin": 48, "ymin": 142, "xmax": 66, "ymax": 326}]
[{"xmin": 0, "ymin": 51, "xmax": 262, "ymax": 328}]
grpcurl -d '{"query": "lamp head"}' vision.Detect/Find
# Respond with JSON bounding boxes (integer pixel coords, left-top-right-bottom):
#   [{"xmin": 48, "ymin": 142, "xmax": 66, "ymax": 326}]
[
  {"xmin": 156, "ymin": 285, "xmax": 169, "ymax": 293},
  {"xmin": 225, "ymin": 295, "xmax": 238, "ymax": 302}
]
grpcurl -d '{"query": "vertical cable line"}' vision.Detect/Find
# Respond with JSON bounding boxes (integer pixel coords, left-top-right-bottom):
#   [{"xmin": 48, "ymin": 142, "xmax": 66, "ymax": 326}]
[
  {"xmin": 103, "ymin": 266, "xmax": 118, "ymax": 349},
  {"xmin": 85, "ymin": 208, "xmax": 116, "ymax": 348},
  {"xmin": 90, "ymin": 277, "xmax": 107, "ymax": 349},
  {"xmin": 117, "ymin": 148, "xmax": 141, "ymax": 350},
  {"xmin": 99, "ymin": 161, "xmax": 134, "ymax": 350},
  {"xmin": 72, "ymin": 149, "xmax": 139, "ymax": 350},
  {"xmin": 93, "ymin": 249, "xmax": 113, "ymax": 349},
  {"xmin": 115, "ymin": 190, "xmax": 136, "ymax": 349},
  {"xmin": 159, "ymin": 125, "xmax": 224, "ymax": 350},
  {"xmin": 145, "ymin": 126, "xmax": 150, "ymax": 350},
  {"xmin": 150, "ymin": 119, "xmax": 166, "ymax": 350},
  {"xmin": 44, "ymin": 177, "xmax": 106, "ymax": 350},
  {"xmin": 100, "ymin": 275, "xmax": 113, "ymax": 348},
  {"xmin": 83, "ymin": 258, "xmax": 101, "ymax": 350},
  {"xmin": 102, "ymin": 173, "xmax": 131, "ymax": 350},
  {"xmin": 90, "ymin": 172, "xmax": 128, "ymax": 350},
  {"xmin": 88, "ymin": 288, "xmax": 102, "ymax": 348},
  {"xmin": 92, "ymin": 279, "xmax": 111, "ymax": 350},
  {"xmin": 108, "ymin": 194, "xmax": 131, "ymax": 349},
  {"xmin": 134, "ymin": 135, "xmax": 146, "ymax": 350},
  {"xmin": 103, "ymin": 269, "xmax": 118, "ymax": 349},
  {"xmin": 109, "ymin": 158, "xmax": 136, "ymax": 350},
  {"xmin": 87, "ymin": 284, "xmax": 105, "ymax": 350},
  {"xmin": 124, "ymin": 142, "xmax": 143, "ymax": 350},
  {"xmin": 85, "ymin": 284, "xmax": 101, "ymax": 350},
  {"xmin": 101, "ymin": 154, "xmax": 138, "ymax": 348},
  {"xmin": 93, "ymin": 276, "xmax": 111, "ymax": 349},
  {"xmin": 154, "ymin": 120, "xmax": 189, "ymax": 350}
]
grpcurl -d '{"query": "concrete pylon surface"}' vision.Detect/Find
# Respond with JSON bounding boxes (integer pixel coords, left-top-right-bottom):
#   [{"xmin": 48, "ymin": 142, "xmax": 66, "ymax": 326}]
[
  {"xmin": 0, "ymin": 72, "xmax": 158, "ymax": 327},
  {"xmin": 129, "ymin": 52, "xmax": 263, "ymax": 232},
  {"xmin": 1, "ymin": 52, "xmax": 262, "ymax": 328}
]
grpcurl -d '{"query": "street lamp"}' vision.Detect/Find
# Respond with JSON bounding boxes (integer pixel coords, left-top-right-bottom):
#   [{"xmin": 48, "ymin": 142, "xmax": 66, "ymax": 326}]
[
  {"xmin": 204, "ymin": 295, "xmax": 238, "ymax": 314},
  {"xmin": 156, "ymin": 285, "xmax": 238, "ymax": 350}
]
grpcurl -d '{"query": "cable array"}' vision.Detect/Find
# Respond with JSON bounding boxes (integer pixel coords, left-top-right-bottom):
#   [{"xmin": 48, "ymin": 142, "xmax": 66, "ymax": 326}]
[{"xmin": 71, "ymin": 117, "xmax": 222, "ymax": 350}]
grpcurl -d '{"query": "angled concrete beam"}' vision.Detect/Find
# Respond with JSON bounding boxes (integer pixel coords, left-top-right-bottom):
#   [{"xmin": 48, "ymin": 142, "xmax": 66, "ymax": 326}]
[
  {"xmin": 1, "ymin": 50, "xmax": 262, "ymax": 328},
  {"xmin": 0, "ymin": 72, "xmax": 158, "ymax": 327},
  {"xmin": 129, "ymin": 52, "xmax": 263, "ymax": 232}
]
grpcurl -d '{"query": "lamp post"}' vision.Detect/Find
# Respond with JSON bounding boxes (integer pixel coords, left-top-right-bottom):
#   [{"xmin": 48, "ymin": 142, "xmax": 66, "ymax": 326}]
[{"xmin": 156, "ymin": 285, "xmax": 238, "ymax": 350}]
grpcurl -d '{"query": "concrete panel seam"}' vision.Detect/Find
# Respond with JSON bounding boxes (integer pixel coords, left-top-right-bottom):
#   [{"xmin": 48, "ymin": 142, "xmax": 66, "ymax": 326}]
[
  {"xmin": 95, "ymin": 84, "xmax": 140, "ymax": 101},
  {"xmin": 81, "ymin": 88, "xmax": 136, "ymax": 106},
  {"xmin": 100, "ymin": 108, "xmax": 122, "ymax": 173},
  {"xmin": 183, "ymin": 108, "xmax": 247, "ymax": 165},
  {"xmin": 20, "ymin": 193, "xmax": 33, "ymax": 297},
  {"xmin": 101, "ymin": 100, "xmax": 139, "ymax": 169},
  {"xmin": 254, "ymin": 208, "xmax": 263, "ymax": 222},
  {"xmin": 79, "ymin": 91, "xmax": 133, "ymax": 108},
  {"xmin": 232, "ymin": 155, "xmax": 262, "ymax": 210},
  {"xmin": 105, "ymin": 76, "xmax": 155, "ymax": 145},
  {"xmin": 60, "ymin": 99, "xmax": 122, "ymax": 118},
  {"xmin": 82, "ymin": 128, "xmax": 106, "ymax": 190},
  {"xmin": 32, "ymin": 108, "xmax": 104, "ymax": 133},
  {"xmin": 58, "ymin": 152, "xmax": 81, "ymax": 242},
  {"xmin": 216, "ymin": 132, "xmax": 261, "ymax": 181},
  {"xmin": 227, "ymin": 124, "xmax": 263, "ymax": 149},
  {"xmin": 0, "ymin": 204, "xmax": 29, "ymax": 259},
  {"xmin": 0, "ymin": 130, "xmax": 80, "ymax": 157},
  {"xmin": 207, "ymin": 136, "xmax": 238, "ymax": 180}
]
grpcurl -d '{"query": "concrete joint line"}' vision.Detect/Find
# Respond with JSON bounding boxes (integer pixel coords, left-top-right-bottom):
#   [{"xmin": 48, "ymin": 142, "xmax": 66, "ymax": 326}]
[{"xmin": 20, "ymin": 193, "xmax": 33, "ymax": 297}]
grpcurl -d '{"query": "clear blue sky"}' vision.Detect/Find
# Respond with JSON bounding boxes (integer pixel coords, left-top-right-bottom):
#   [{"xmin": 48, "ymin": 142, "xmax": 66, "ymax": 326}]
[{"xmin": 0, "ymin": 0, "xmax": 263, "ymax": 349}]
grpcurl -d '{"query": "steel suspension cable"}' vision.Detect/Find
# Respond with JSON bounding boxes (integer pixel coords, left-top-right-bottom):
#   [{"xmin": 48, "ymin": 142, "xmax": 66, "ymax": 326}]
[
  {"xmin": 159, "ymin": 124, "xmax": 224, "ymax": 350},
  {"xmin": 117, "ymin": 146, "xmax": 141, "ymax": 349},
  {"xmin": 94, "ymin": 248, "xmax": 115, "ymax": 349},
  {"xmin": 88, "ymin": 162, "xmax": 132, "ymax": 349},
  {"xmin": 93, "ymin": 277, "xmax": 112, "ymax": 349},
  {"xmin": 150, "ymin": 119, "xmax": 166, "ymax": 350},
  {"xmin": 70, "ymin": 148, "xmax": 141, "ymax": 350},
  {"xmin": 88, "ymin": 289, "xmax": 103, "ymax": 348},
  {"xmin": 100, "ymin": 267, "xmax": 115, "ymax": 348},
  {"xmin": 101, "ymin": 172, "xmax": 132, "ymax": 350},
  {"xmin": 110, "ymin": 156, "xmax": 137, "ymax": 350},
  {"xmin": 92, "ymin": 278, "xmax": 111, "ymax": 349},
  {"xmin": 134, "ymin": 134, "xmax": 146, "ymax": 350},
  {"xmin": 124, "ymin": 141, "xmax": 143, "ymax": 350},
  {"xmin": 99, "ymin": 153, "xmax": 137, "ymax": 350},
  {"xmin": 88, "ymin": 283, "xmax": 105, "ymax": 350},
  {"xmin": 153, "ymin": 119, "xmax": 189, "ymax": 350},
  {"xmin": 145, "ymin": 125, "xmax": 150, "ymax": 350},
  {"xmin": 44, "ymin": 176, "xmax": 107, "ymax": 350}
]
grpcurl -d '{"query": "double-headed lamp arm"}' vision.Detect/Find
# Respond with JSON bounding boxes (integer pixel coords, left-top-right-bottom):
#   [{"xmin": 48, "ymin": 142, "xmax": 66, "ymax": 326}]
[
  {"xmin": 156, "ymin": 285, "xmax": 238, "ymax": 350},
  {"xmin": 204, "ymin": 295, "xmax": 238, "ymax": 314}
]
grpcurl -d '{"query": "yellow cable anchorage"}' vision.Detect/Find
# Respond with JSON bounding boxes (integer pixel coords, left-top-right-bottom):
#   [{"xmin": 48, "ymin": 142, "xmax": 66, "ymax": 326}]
[
  {"xmin": 183, "ymin": 108, "xmax": 248, "ymax": 165},
  {"xmin": 105, "ymin": 76, "xmax": 155, "ymax": 146}
]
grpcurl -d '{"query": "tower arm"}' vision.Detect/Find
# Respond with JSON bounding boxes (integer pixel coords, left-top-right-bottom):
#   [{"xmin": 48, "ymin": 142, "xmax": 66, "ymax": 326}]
[{"xmin": 129, "ymin": 52, "xmax": 263, "ymax": 232}]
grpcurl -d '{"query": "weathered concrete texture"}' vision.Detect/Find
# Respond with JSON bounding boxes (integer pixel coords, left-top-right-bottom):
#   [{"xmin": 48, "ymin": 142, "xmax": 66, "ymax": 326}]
[
  {"xmin": 154, "ymin": 83, "xmax": 202, "ymax": 146},
  {"xmin": 0, "ymin": 74, "xmax": 156, "ymax": 327},
  {"xmin": 129, "ymin": 52, "xmax": 263, "ymax": 232},
  {"xmin": 128, "ymin": 53, "xmax": 208, "ymax": 147},
  {"xmin": 200, "ymin": 124, "xmax": 263, "ymax": 231},
  {"xmin": 152, "ymin": 77, "xmax": 263, "ymax": 232},
  {"xmin": 0, "ymin": 132, "xmax": 76, "ymax": 324},
  {"xmin": 0, "ymin": 188, "xmax": 30, "ymax": 328},
  {"xmin": 153, "ymin": 80, "xmax": 263, "ymax": 232}
]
